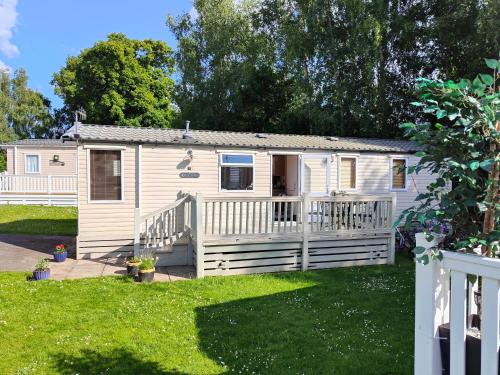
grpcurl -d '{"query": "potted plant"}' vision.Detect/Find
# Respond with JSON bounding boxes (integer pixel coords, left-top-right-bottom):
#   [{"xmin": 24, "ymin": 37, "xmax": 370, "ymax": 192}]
[
  {"xmin": 53, "ymin": 243, "xmax": 67, "ymax": 262},
  {"xmin": 138, "ymin": 257, "xmax": 156, "ymax": 282},
  {"xmin": 33, "ymin": 258, "xmax": 50, "ymax": 281},
  {"xmin": 126, "ymin": 256, "xmax": 142, "ymax": 276}
]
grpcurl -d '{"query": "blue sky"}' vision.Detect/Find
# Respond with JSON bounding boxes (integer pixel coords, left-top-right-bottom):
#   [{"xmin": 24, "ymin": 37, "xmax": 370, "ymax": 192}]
[{"xmin": 0, "ymin": 0, "xmax": 193, "ymax": 108}]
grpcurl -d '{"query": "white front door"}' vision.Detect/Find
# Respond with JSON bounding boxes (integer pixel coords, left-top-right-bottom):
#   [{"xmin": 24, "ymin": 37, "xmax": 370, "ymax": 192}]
[{"xmin": 300, "ymin": 154, "xmax": 331, "ymax": 196}]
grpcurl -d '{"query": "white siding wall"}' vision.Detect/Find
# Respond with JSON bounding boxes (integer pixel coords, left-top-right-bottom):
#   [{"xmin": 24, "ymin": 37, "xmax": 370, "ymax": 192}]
[
  {"xmin": 141, "ymin": 145, "xmax": 271, "ymax": 216},
  {"xmin": 77, "ymin": 145, "xmax": 136, "ymax": 258},
  {"xmin": 76, "ymin": 143, "xmax": 438, "ymax": 259},
  {"xmin": 5, "ymin": 146, "xmax": 77, "ymax": 176},
  {"xmin": 330, "ymin": 153, "xmax": 435, "ymax": 219}
]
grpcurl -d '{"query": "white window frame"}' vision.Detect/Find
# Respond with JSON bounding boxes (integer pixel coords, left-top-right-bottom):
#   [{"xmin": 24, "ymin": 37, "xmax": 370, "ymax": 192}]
[
  {"xmin": 337, "ymin": 154, "xmax": 359, "ymax": 192},
  {"xmin": 300, "ymin": 154, "xmax": 331, "ymax": 196},
  {"xmin": 389, "ymin": 156, "xmax": 409, "ymax": 192},
  {"xmin": 24, "ymin": 153, "xmax": 41, "ymax": 174},
  {"xmin": 87, "ymin": 148, "xmax": 125, "ymax": 204},
  {"xmin": 218, "ymin": 152, "xmax": 256, "ymax": 193}
]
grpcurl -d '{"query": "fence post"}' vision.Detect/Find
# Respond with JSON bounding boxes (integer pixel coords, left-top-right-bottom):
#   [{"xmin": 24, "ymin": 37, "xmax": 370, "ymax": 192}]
[
  {"xmin": 195, "ymin": 193, "xmax": 205, "ymax": 278},
  {"xmin": 389, "ymin": 193, "xmax": 397, "ymax": 264},
  {"xmin": 301, "ymin": 193, "xmax": 310, "ymax": 271},
  {"xmin": 414, "ymin": 238, "xmax": 449, "ymax": 375},
  {"xmin": 134, "ymin": 208, "xmax": 141, "ymax": 257}
]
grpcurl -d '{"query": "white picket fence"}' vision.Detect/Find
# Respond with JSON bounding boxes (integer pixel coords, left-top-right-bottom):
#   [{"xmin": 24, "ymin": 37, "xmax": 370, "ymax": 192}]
[
  {"xmin": 0, "ymin": 175, "xmax": 77, "ymax": 206},
  {"xmin": 0, "ymin": 175, "xmax": 77, "ymax": 193},
  {"xmin": 415, "ymin": 236, "xmax": 500, "ymax": 375}
]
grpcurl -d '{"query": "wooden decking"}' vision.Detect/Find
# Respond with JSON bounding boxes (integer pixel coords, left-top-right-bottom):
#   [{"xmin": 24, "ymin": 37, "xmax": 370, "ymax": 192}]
[{"xmin": 137, "ymin": 193, "xmax": 396, "ymax": 277}]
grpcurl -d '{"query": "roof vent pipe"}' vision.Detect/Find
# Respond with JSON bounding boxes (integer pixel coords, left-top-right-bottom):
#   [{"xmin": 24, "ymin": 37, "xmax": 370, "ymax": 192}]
[{"xmin": 183, "ymin": 120, "xmax": 192, "ymax": 139}]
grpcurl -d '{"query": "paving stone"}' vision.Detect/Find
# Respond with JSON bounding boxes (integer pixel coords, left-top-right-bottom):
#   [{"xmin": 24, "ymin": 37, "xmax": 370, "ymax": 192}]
[{"xmin": 1, "ymin": 235, "xmax": 196, "ymax": 282}]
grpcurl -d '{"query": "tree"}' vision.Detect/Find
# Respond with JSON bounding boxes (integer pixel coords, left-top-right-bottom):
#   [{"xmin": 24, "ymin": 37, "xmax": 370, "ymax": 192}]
[
  {"xmin": 0, "ymin": 118, "xmax": 17, "ymax": 172},
  {"xmin": 52, "ymin": 33, "xmax": 177, "ymax": 128},
  {"xmin": 0, "ymin": 69, "xmax": 53, "ymax": 139},
  {"xmin": 398, "ymin": 56, "xmax": 500, "ymax": 261},
  {"xmin": 170, "ymin": 0, "xmax": 499, "ymax": 138}
]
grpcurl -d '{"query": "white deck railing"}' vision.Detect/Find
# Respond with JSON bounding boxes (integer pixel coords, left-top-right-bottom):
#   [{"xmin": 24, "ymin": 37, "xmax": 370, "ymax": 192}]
[
  {"xmin": 136, "ymin": 195, "xmax": 192, "ymax": 252},
  {"xmin": 0, "ymin": 175, "xmax": 77, "ymax": 194},
  {"xmin": 200, "ymin": 194, "xmax": 395, "ymax": 238},
  {"xmin": 415, "ymin": 244, "xmax": 500, "ymax": 375}
]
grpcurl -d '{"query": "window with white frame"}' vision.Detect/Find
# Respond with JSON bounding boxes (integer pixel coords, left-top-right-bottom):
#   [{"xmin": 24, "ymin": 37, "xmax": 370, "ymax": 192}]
[
  {"xmin": 339, "ymin": 157, "xmax": 357, "ymax": 190},
  {"xmin": 89, "ymin": 150, "xmax": 122, "ymax": 201},
  {"xmin": 25, "ymin": 154, "xmax": 40, "ymax": 174},
  {"xmin": 219, "ymin": 154, "xmax": 254, "ymax": 191},
  {"xmin": 391, "ymin": 158, "xmax": 407, "ymax": 190}
]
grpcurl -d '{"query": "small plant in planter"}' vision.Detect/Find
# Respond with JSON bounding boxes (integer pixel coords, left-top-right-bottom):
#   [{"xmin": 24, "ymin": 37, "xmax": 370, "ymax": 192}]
[
  {"xmin": 126, "ymin": 256, "xmax": 142, "ymax": 276},
  {"xmin": 138, "ymin": 257, "xmax": 157, "ymax": 282},
  {"xmin": 33, "ymin": 258, "xmax": 50, "ymax": 281},
  {"xmin": 53, "ymin": 243, "xmax": 67, "ymax": 262}
]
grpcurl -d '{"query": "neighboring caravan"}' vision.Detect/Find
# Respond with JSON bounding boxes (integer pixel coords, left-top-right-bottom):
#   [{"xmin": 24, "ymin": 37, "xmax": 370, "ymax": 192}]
[
  {"xmin": 64, "ymin": 123, "xmax": 437, "ymax": 277},
  {"xmin": 0, "ymin": 139, "xmax": 77, "ymax": 205}
]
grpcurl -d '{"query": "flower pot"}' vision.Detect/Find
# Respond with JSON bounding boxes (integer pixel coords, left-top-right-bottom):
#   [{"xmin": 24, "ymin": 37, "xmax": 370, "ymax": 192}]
[
  {"xmin": 33, "ymin": 269, "xmax": 50, "ymax": 281},
  {"xmin": 126, "ymin": 262, "xmax": 141, "ymax": 276},
  {"xmin": 53, "ymin": 251, "xmax": 67, "ymax": 263},
  {"xmin": 138, "ymin": 269, "xmax": 155, "ymax": 282},
  {"xmin": 439, "ymin": 314, "xmax": 500, "ymax": 375}
]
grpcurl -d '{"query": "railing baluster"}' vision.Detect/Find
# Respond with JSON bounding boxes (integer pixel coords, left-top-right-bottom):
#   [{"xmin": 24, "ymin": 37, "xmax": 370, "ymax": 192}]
[
  {"xmin": 218, "ymin": 202, "xmax": 222, "ymax": 235},
  {"xmin": 258, "ymin": 201, "xmax": 263, "ymax": 234},
  {"xmin": 277, "ymin": 201, "xmax": 282, "ymax": 233},
  {"xmin": 450, "ymin": 270, "xmax": 467, "ymax": 375},
  {"xmin": 211, "ymin": 202, "xmax": 215, "ymax": 235},
  {"xmin": 246, "ymin": 201, "xmax": 250, "ymax": 234},
  {"xmin": 265, "ymin": 201, "xmax": 269, "ymax": 233},
  {"xmin": 232, "ymin": 202, "xmax": 236, "ymax": 234},
  {"xmin": 225, "ymin": 202, "xmax": 229, "ymax": 235},
  {"xmin": 239, "ymin": 202, "xmax": 243, "ymax": 234},
  {"xmin": 252, "ymin": 201, "xmax": 256, "ymax": 234},
  {"xmin": 481, "ymin": 277, "xmax": 500, "ymax": 375},
  {"xmin": 204, "ymin": 202, "xmax": 208, "ymax": 235}
]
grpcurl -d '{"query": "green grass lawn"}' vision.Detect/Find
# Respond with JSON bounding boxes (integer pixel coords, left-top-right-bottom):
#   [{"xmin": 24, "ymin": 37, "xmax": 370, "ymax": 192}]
[
  {"xmin": 0, "ymin": 257, "xmax": 414, "ymax": 375},
  {"xmin": 0, "ymin": 205, "xmax": 77, "ymax": 236}
]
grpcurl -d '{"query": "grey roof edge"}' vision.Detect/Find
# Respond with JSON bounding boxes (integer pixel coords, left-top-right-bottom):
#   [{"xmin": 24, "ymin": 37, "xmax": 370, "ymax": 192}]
[
  {"xmin": 0, "ymin": 139, "xmax": 77, "ymax": 148},
  {"xmin": 63, "ymin": 123, "xmax": 423, "ymax": 153}
]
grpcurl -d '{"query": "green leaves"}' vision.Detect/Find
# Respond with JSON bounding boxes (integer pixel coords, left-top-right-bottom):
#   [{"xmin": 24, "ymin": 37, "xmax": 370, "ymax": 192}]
[
  {"xmin": 479, "ymin": 74, "xmax": 494, "ymax": 86},
  {"xmin": 485, "ymin": 58, "xmax": 499, "ymax": 70},
  {"xmin": 413, "ymin": 246, "xmax": 426, "ymax": 255},
  {"xmin": 469, "ymin": 161, "xmax": 480, "ymax": 171}
]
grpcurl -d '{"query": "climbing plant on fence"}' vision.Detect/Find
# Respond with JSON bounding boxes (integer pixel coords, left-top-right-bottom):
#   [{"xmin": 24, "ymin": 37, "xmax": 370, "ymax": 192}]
[{"xmin": 396, "ymin": 55, "xmax": 500, "ymax": 262}]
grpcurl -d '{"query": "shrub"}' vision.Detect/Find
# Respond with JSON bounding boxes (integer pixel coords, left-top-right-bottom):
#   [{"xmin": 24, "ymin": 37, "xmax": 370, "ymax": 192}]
[
  {"xmin": 139, "ymin": 257, "xmax": 156, "ymax": 271},
  {"xmin": 34, "ymin": 258, "xmax": 50, "ymax": 271},
  {"xmin": 398, "ymin": 55, "xmax": 499, "ymax": 262}
]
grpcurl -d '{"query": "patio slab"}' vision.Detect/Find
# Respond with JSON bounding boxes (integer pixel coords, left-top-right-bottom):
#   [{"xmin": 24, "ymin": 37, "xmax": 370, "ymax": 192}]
[{"xmin": 0, "ymin": 234, "xmax": 195, "ymax": 282}]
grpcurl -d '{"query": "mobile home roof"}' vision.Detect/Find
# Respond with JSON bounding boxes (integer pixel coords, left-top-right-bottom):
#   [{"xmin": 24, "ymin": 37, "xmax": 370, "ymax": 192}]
[{"xmin": 65, "ymin": 124, "xmax": 422, "ymax": 153}]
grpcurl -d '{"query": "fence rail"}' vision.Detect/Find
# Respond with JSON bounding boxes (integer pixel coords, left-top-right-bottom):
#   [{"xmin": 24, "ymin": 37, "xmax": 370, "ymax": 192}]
[
  {"xmin": 415, "ymin": 242, "xmax": 500, "ymax": 375},
  {"xmin": 201, "ymin": 194, "xmax": 394, "ymax": 238},
  {"xmin": 137, "ymin": 195, "xmax": 192, "ymax": 252},
  {"xmin": 0, "ymin": 175, "xmax": 77, "ymax": 194}
]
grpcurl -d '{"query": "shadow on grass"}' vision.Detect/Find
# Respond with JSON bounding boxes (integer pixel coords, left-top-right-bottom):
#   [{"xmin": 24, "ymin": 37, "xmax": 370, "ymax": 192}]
[
  {"xmin": 0, "ymin": 218, "xmax": 77, "ymax": 236},
  {"xmin": 195, "ymin": 265, "xmax": 414, "ymax": 374},
  {"xmin": 51, "ymin": 349, "xmax": 188, "ymax": 375}
]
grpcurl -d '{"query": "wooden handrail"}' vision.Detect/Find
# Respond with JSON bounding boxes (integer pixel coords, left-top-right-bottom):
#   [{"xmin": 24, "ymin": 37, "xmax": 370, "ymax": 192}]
[{"xmin": 140, "ymin": 194, "xmax": 191, "ymax": 221}]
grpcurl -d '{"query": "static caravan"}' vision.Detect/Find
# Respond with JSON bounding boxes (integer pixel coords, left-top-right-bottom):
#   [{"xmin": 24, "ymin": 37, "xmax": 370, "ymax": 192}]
[
  {"xmin": 64, "ymin": 123, "xmax": 436, "ymax": 277},
  {"xmin": 0, "ymin": 139, "xmax": 77, "ymax": 206}
]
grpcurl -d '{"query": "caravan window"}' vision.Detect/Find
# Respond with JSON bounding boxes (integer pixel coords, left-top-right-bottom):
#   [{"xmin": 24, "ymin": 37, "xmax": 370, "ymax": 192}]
[
  {"xmin": 391, "ymin": 158, "xmax": 408, "ymax": 190},
  {"xmin": 219, "ymin": 154, "xmax": 254, "ymax": 191},
  {"xmin": 25, "ymin": 154, "xmax": 40, "ymax": 174},
  {"xmin": 89, "ymin": 150, "xmax": 123, "ymax": 201},
  {"xmin": 339, "ymin": 157, "xmax": 357, "ymax": 190}
]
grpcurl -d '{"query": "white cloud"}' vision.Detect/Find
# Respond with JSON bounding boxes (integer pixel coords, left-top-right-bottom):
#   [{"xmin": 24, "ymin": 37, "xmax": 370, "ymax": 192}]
[
  {"xmin": 0, "ymin": 59, "xmax": 11, "ymax": 72},
  {"xmin": 0, "ymin": 0, "xmax": 19, "ymax": 58}
]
